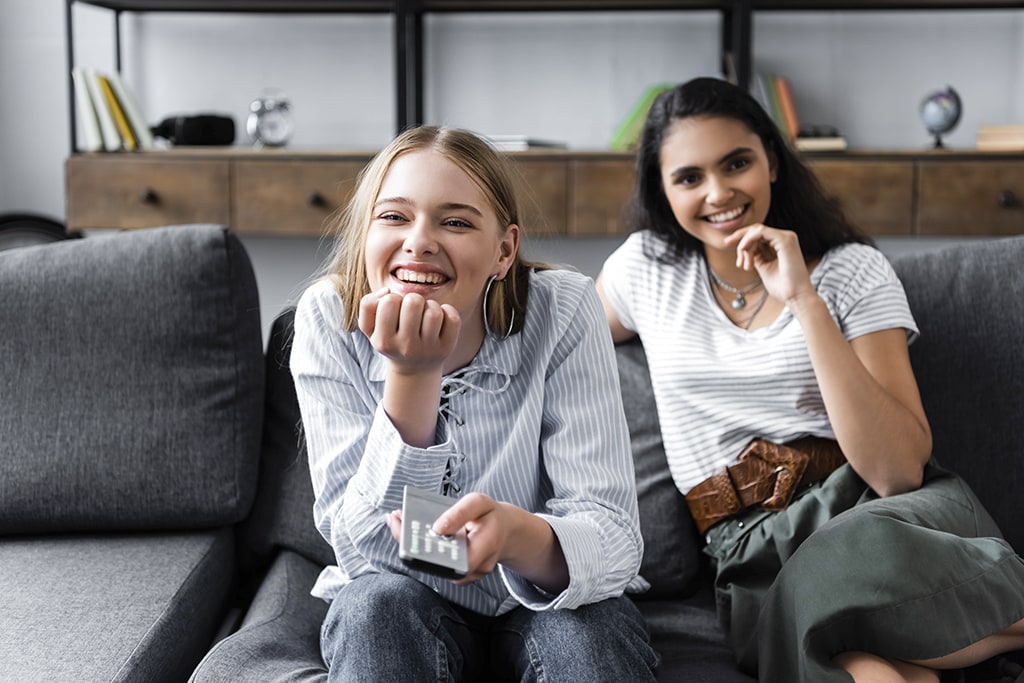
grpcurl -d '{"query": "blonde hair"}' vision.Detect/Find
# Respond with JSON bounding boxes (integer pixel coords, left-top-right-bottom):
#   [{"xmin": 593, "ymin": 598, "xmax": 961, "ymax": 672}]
[{"xmin": 323, "ymin": 125, "xmax": 544, "ymax": 336}]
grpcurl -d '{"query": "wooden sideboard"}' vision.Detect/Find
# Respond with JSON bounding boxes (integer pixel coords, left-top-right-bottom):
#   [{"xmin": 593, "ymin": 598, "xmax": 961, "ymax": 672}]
[{"xmin": 65, "ymin": 149, "xmax": 1024, "ymax": 238}]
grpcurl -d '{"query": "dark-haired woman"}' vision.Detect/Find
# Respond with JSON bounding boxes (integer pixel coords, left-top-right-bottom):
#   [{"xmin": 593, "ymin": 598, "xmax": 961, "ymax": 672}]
[{"xmin": 597, "ymin": 77, "xmax": 1024, "ymax": 682}]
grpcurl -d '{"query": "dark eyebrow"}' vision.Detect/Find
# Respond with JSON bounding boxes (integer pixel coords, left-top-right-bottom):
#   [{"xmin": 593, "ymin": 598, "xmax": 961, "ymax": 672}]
[
  {"xmin": 670, "ymin": 146, "xmax": 756, "ymax": 181},
  {"xmin": 372, "ymin": 197, "xmax": 483, "ymax": 217}
]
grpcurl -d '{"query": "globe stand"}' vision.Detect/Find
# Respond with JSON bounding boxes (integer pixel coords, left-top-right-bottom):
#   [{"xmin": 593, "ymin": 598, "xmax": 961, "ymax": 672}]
[{"xmin": 932, "ymin": 133, "xmax": 946, "ymax": 149}]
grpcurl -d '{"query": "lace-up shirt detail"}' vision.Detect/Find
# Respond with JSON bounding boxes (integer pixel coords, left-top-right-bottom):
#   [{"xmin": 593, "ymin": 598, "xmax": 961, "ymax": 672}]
[{"xmin": 292, "ymin": 269, "xmax": 646, "ymax": 616}]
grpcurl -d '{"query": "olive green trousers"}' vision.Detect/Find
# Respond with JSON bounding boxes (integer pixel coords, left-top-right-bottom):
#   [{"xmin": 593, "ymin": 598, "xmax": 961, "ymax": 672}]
[{"xmin": 705, "ymin": 462, "xmax": 1024, "ymax": 682}]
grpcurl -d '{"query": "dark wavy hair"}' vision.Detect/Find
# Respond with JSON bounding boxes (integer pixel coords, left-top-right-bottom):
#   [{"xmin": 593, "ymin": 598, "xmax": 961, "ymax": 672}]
[{"xmin": 627, "ymin": 77, "xmax": 870, "ymax": 262}]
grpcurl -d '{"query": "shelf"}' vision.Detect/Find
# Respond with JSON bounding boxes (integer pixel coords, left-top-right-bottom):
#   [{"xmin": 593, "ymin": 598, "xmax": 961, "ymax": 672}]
[
  {"xmin": 66, "ymin": 1, "xmax": 392, "ymax": 11},
  {"xmin": 64, "ymin": 1, "xmax": 1024, "ymax": 240},
  {"xmin": 65, "ymin": 0, "xmax": 1024, "ymax": 151}
]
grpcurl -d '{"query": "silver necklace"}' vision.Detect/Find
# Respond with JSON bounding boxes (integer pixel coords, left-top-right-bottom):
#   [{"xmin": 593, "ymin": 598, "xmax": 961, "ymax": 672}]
[
  {"xmin": 739, "ymin": 288, "xmax": 770, "ymax": 330},
  {"xmin": 708, "ymin": 267, "xmax": 763, "ymax": 310}
]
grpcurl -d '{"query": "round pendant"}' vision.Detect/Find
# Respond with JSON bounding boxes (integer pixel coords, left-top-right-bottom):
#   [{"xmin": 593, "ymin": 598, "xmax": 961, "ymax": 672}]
[{"xmin": 732, "ymin": 294, "xmax": 747, "ymax": 310}]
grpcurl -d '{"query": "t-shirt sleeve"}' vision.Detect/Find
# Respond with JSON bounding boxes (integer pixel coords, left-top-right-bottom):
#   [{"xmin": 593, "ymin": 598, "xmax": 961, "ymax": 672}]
[
  {"xmin": 598, "ymin": 234, "xmax": 642, "ymax": 333},
  {"xmin": 827, "ymin": 245, "xmax": 920, "ymax": 345}
]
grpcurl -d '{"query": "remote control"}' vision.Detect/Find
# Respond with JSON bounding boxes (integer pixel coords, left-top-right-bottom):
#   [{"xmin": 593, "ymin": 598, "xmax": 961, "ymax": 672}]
[{"xmin": 399, "ymin": 485, "xmax": 469, "ymax": 579}]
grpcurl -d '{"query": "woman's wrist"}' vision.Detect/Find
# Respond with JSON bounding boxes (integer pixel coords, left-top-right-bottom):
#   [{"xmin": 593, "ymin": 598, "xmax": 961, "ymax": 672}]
[{"xmin": 785, "ymin": 288, "xmax": 828, "ymax": 320}]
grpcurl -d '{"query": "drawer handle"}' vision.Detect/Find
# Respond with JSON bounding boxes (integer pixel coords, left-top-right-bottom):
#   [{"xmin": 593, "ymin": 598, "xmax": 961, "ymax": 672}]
[
  {"xmin": 307, "ymin": 191, "xmax": 326, "ymax": 208},
  {"xmin": 997, "ymin": 190, "xmax": 1019, "ymax": 208},
  {"xmin": 139, "ymin": 188, "xmax": 159, "ymax": 205}
]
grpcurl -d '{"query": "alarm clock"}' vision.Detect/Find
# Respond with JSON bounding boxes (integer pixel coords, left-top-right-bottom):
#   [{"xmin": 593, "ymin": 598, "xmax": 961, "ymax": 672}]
[{"xmin": 246, "ymin": 92, "xmax": 294, "ymax": 148}]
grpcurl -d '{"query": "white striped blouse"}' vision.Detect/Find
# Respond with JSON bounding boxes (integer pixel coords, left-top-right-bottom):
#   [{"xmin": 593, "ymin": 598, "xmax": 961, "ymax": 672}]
[
  {"xmin": 600, "ymin": 231, "xmax": 919, "ymax": 495},
  {"xmin": 291, "ymin": 268, "xmax": 647, "ymax": 616}
]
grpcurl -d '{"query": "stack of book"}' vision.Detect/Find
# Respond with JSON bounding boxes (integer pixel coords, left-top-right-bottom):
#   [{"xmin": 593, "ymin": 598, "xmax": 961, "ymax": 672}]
[
  {"xmin": 751, "ymin": 73, "xmax": 847, "ymax": 152},
  {"xmin": 486, "ymin": 135, "xmax": 567, "ymax": 152},
  {"xmin": 72, "ymin": 67, "xmax": 154, "ymax": 152},
  {"xmin": 976, "ymin": 125, "xmax": 1024, "ymax": 151}
]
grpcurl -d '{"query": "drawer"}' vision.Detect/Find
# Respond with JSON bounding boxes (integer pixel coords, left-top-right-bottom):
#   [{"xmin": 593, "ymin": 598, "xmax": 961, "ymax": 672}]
[
  {"xmin": 510, "ymin": 158, "xmax": 568, "ymax": 237},
  {"xmin": 916, "ymin": 161, "xmax": 1024, "ymax": 236},
  {"xmin": 807, "ymin": 160, "xmax": 914, "ymax": 237},
  {"xmin": 66, "ymin": 156, "xmax": 230, "ymax": 230},
  {"xmin": 569, "ymin": 158, "xmax": 635, "ymax": 235},
  {"xmin": 232, "ymin": 158, "xmax": 370, "ymax": 236}
]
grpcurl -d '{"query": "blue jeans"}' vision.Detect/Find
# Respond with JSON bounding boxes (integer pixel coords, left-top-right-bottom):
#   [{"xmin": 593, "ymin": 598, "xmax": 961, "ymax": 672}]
[{"xmin": 320, "ymin": 573, "xmax": 659, "ymax": 682}]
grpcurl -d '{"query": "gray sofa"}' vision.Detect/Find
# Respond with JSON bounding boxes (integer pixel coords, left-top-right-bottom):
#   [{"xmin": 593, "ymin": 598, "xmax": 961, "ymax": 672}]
[
  {"xmin": 0, "ymin": 225, "xmax": 264, "ymax": 681},
  {"xmin": 3, "ymin": 223, "xmax": 1022, "ymax": 682}
]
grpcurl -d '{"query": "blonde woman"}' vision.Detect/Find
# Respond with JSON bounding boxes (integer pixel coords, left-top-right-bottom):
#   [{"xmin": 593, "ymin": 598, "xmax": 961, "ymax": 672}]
[{"xmin": 291, "ymin": 125, "xmax": 659, "ymax": 682}]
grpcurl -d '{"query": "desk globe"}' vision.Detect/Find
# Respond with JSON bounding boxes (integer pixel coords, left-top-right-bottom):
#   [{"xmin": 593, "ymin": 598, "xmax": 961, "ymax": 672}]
[{"xmin": 920, "ymin": 86, "xmax": 962, "ymax": 148}]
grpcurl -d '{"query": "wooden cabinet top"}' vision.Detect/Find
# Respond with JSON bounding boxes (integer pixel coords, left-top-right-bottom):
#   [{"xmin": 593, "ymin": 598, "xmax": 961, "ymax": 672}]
[{"xmin": 68, "ymin": 148, "xmax": 1024, "ymax": 161}]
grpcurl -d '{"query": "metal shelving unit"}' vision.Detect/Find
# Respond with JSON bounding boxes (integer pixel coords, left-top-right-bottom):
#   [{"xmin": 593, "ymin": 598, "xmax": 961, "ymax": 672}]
[{"xmin": 64, "ymin": 0, "xmax": 1024, "ymax": 155}]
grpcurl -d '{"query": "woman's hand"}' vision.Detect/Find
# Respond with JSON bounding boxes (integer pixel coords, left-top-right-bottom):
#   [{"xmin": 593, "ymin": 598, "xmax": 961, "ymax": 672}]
[
  {"xmin": 358, "ymin": 288, "xmax": 461, "ymax": 375},
  {"xmin": 725, "ymin": 224, "xmax": 816, "ymax": 307},
  {"xmin": 358, "ymin": 288, "xmax": 461, "ymax": 447},
  {"xmin": 724, "ymin": 227, "xmax": 931, "ymax": 495},
  {"xmin": 388, "ymin": 493, "xmax": 569, "ymax": 593}
]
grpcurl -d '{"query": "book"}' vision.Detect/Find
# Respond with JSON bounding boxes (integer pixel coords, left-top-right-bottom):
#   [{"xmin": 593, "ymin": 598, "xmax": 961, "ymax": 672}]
[
  {"xmin": 750, "ymin": 73, "xmax": 773, "ymax": 116},
  {"xmin": 609, "ymin": 83, "xmax": 674, "ymax": 152},
  {"xmin": 98, "ymin": 73, "xmax": 137, "ymax": 151},
  {"xmin": 773, "ymin": 76, "xmax": 801, "ymax": 140},
  {"xmin": 763, "ymin": 75, "xmax": 788, "ymax": 139},
  {"xmin": 794, "ymin": 136, "xmax": 848, "ymax": 152},
  {"xmin": 486, "ymin": 135, "xmax": 567, "ymax": 152},
  {"xmin": 71, "ymin": 67, "xmax": 103, "ymax": 152},
  {"xmin": 83, "ymin": 67, "xmax": 121, "ymax": 151},
  {"xmin": 106, "ymin": 70, "xmax": 154, "ymax": 150},
  {"xmin": 976, "ymin": 124, "xmax": 1024, "ymax": 151}
]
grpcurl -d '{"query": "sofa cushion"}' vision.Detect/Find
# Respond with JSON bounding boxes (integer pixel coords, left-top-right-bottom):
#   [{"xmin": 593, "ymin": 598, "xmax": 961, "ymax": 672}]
[
  {"xmin": 242, "ymin": 307, "xmax": 334, "ymax": 572},
  {"xmin": 0, "ymin": 530, "xmax": 235, "ymax": 682},
  {"xmin": 894, "ymin": 236, "xmax": 1024, "ymax": 553},
  {"xmin": 190, "ymin": 550, "xmax": 329, "ymax": 683},
  {"xmin": 616, "ymin": 338, "xmax": 702, "ymax": 599},
  {"xmin": 637, "ymin": 588, "xmax": 756, "ymax": 682},
  {"xmin": 0, "ymin": 225, "xmax": 264, "ymax": 532}
]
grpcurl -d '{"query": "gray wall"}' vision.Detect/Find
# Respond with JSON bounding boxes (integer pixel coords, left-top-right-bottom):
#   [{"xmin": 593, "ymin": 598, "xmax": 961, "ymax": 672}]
[{"xmin": 0, "ymin": 2, "xmax": 1016, "ymax": 334}]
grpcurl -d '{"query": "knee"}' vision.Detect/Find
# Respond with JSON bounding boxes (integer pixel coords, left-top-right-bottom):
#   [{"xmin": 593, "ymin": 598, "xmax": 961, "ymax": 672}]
[
  {"xmin": 322, "ymin": 573, "xmax": 436, "ymax": 645},
  {"xmin": 514, "ymin": 599, "xmax": 658, "ymax": 679},
  {"xmin": 572, "ymin": 598, "xmax": 650, "ymax": 648}
]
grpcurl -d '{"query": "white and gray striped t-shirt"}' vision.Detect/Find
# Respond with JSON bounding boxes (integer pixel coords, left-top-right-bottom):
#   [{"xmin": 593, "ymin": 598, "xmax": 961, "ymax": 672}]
[
  {"xmin": 600, "ymin": 231, "xmax": 918, "ymax": 495},
  {"xmin": 291, "ymin": 268, "xmax": 646, "ymax": 616}
]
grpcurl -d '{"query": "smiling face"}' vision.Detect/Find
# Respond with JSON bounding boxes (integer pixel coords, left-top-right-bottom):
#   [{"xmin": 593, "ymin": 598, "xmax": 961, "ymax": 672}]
[
  {"xmin": 364, "ymin": 148, "xmax": 518, "ymax": 340},
  {"xmin": 659, "ymin": 115, "xmax": 776, "ymax": 260}
]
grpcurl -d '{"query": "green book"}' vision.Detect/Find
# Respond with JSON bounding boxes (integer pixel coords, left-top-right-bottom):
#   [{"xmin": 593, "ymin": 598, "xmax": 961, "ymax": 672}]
[
  {"xmin": 762, "ymin": 73, "xmax": 788, "ymax": 137},
  {"xmin": 609, "ymin": 83, "xmax": 674, "ymax": 151}
]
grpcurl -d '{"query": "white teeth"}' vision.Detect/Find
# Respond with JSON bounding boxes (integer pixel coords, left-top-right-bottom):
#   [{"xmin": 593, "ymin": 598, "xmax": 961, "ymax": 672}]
[
  {"xmin": 394, "ymin": 268, "xmax": 445, "ymax": 285},
  {"xmin": 707, "ymin": 206, "xmax": 744, "ymax": 224}
]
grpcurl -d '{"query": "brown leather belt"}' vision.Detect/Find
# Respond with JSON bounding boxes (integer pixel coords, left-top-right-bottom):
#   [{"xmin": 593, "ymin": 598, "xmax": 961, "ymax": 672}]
[{"xmin": 684, "ymin": 437, "xmax": 847, "ymax": 534}]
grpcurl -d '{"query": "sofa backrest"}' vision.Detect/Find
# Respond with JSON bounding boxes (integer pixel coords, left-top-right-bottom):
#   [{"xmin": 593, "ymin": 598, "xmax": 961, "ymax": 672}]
[
  {"xmin": 616, "ymin": 338, "xmax": 703, "ymax": 599},
  {"xmin": 0, "ymin": 225, "xmax": 264, "ymax": 533},
  {"xmin": 241, "ymin": 307, "xmax": 333, "ymax": 573},
  {"xmin": 247, "ymin": 237, "xmax": 1024, "ymax": 593},
  {"xmin": 894, "ymin": 236, "xmax": 1024, "ymax": 554}
]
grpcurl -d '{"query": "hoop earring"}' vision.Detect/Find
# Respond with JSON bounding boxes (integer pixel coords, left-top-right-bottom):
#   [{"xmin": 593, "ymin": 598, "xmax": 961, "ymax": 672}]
[{"xmin": 483, "ymin": 275, "xmax": 514, "ymax": 340}]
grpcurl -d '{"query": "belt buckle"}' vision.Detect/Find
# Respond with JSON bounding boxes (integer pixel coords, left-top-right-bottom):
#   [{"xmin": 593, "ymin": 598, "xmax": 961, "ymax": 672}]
[{"xmin": 742, "ymin": 440, "xmax": 810, "ymax": 511}]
